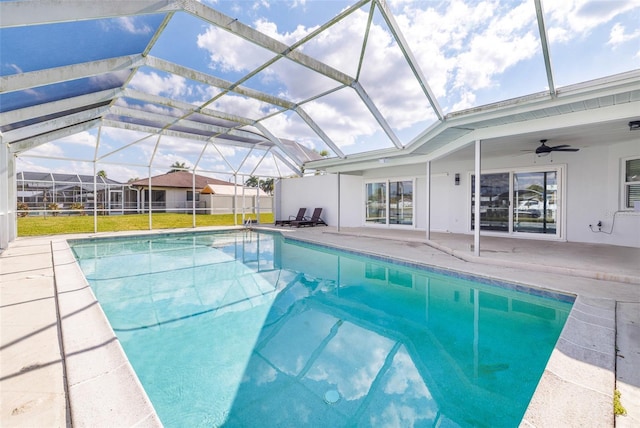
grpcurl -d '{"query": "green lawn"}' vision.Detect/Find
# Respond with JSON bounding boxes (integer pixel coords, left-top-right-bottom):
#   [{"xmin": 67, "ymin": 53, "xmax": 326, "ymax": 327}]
[{"xmin": 17, "ymin": 213, "xmax": 274, "ymax": 237}]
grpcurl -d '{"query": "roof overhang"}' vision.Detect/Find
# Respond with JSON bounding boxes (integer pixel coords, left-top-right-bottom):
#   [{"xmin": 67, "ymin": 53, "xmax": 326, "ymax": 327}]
[{"xmin": 307, "ymin": 70, "xmax": 640, "ymax": 173}]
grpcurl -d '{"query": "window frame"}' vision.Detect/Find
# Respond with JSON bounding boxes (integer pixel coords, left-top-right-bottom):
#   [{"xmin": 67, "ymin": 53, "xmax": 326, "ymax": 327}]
[
  {"xmin": 186, "ymin": 190, "xmax": 200, "ymax": 202},
  {"xmin": 364, "ymin": 177, "xmax": 416, "ymax": 228},
  {"xmin": 621, "ymin": 156, "xmax": 640, "ymax": 211},
  {"xmin": 468, "ymin": 165, "xmax": 566, "ymax": 240}
]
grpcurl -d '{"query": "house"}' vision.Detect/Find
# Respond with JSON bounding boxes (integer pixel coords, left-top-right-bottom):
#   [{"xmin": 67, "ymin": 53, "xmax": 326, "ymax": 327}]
[
  {"xmin": 16, "ymin": 171, "xmax": 128, "ymax": 214},
  {"xmin": 128, "ymin": 171, "xmax": 271, "ymax": 215},
  {"xmin": 276, "ymin": 112, "xmax": 639, "ymax": 248}
]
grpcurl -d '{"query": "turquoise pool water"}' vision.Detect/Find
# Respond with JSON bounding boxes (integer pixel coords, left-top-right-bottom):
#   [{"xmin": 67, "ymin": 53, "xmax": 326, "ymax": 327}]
[{"xmin": 70, "ymin": 230, "xmax": 573, "ymax": 427}]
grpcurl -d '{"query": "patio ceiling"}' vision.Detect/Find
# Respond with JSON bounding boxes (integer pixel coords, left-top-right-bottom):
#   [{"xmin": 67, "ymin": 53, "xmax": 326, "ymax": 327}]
[{"xmin": 1, "ymin": 0, "xmax": 639, "ymax": 181}]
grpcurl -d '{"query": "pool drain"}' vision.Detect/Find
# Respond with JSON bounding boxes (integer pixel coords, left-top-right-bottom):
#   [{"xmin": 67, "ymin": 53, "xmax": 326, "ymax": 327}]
[{"xmin": 324, "ymin": 389, "xmax": 340, "ymax": 404}]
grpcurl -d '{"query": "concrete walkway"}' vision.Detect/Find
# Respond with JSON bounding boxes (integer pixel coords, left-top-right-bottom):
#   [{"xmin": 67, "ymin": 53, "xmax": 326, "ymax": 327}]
[
  {"xmin": 1, "ymin": 238, "xmax": 67, "ymax": 427},
  {"xmin": 1, "ymin": 227, "xmax": 639, "ymax": 427}
]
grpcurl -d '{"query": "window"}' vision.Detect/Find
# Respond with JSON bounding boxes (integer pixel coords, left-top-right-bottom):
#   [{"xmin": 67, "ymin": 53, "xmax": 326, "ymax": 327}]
[
  {"xmin": 187, "ymin": 191, "xmax": 200, "ymax": 202},
  {"xmin": 624, "ymin": 158, "xmax": 640, "ymax": 209},
  {"xmin": 365, "ymin": 179, "xmax": 414, "ymax": 226}
]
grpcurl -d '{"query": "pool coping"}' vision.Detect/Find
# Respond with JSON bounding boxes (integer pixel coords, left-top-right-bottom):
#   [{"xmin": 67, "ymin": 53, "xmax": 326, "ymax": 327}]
[
  {"xmin": 52, "ymin": 239, "xmax": 162, "ymax": 427},
  {"xmin": 52, "ymin": 228, "xmax": 617, "ymax": 427}
]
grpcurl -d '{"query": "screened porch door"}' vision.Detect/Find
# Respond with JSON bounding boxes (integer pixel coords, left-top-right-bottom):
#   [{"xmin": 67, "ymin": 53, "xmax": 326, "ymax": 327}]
[{"xmin": 109, "ymin": 190, "xmax": 124, "ymax": 215}]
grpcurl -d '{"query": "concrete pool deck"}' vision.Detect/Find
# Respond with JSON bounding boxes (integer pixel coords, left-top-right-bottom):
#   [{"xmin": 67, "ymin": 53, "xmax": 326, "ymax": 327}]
[{"xmin": 1, "ymin": 226, "xmax": 639, "ymax": 427}]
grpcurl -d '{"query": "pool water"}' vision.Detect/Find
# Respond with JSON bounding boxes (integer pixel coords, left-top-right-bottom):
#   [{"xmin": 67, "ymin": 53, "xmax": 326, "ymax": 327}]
[{"xmin": 70, "ymin": 230, "xmax": 573, "ymax": 427}]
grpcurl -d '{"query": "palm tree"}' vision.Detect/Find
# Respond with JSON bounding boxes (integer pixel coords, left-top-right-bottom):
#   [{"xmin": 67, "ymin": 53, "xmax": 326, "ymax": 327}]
[
  {"xmin": 244, "ymin": 176, "xmax": 259, "ymax": 188},
  {"xmin": 260, "ymin": 178, "xmax": 274, "ymax": 195},
  {"xmin": 97, "ymin": 170, "xmax": 107, "ymax": 178},
  {"xmin": 169, "ymin": 161, "xmax": 188, "ymax": 173}
]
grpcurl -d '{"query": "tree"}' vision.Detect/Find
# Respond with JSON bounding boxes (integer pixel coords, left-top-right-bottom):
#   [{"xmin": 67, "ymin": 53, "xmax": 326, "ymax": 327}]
[
  {"xmin": 319, "ymin": 149, "xmax": 329, "ymax": 157},
  {"xmin": 169, "ymin": 162, "xmax": 188, "ymax": 173},
  {"xmin": 244, "ymin": 176, "xmax": 273, "ymax": 195},
  {"xmin": 97, "ymin": 170, "xmax": 107, "ymax": 178},
  {"xmin": 260, "ymin": 178, "xmax": 274, "ymax": 195},
  {"xmin": 244, "ymin": 176, "xmax": 259, "ymax": 188}
]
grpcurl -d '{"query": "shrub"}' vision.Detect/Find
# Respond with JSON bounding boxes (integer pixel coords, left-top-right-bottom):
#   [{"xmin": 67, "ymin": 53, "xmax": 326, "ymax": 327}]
[
  {"xmin": 47, "ymin": 202, "xmax": 60, "ymax": 216},
  {"xmin": 17, "ymin": 202, "xmax": 29, "ymax": 217},
  {"xmin": 70, "ymin": 202, "xmax": 85, "ymax": 215}
]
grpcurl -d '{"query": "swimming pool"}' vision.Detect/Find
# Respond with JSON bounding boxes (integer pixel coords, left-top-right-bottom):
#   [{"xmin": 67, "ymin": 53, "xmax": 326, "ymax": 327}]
[{"xmin": 70, "ymin": 230, "xmax": 573, "ymax": 427}]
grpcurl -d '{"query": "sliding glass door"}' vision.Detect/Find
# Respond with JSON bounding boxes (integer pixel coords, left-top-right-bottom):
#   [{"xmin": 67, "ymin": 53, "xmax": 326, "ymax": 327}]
[
  {"xmin": 471, "ymin": 173, "xmax": 510, "ymax": 232},
  {"xmin": 366, "ymin": 182, "xmax": 387, "ymax": 224},
  {"xmin": 471, "ymin": 168, "xmax": 561, "ymax": 237},
  {"xmin": 513, "ymin": 171, "xmax": 557, "ymax": 234},
  {"xmin": 366, "ymin": 180, "xmax": 414, "ymax": 226}
]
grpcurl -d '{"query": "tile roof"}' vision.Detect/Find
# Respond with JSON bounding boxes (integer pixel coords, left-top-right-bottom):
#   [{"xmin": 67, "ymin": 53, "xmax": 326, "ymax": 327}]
[{"xmin": 129, "ymin": 171, "xmax": 232, "ymax": 190}]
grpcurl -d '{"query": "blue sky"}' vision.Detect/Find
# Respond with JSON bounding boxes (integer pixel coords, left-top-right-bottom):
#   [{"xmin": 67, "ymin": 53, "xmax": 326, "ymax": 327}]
[{"xmin": 2, "ymin": 0, "xmax": 639, "ymax": 182}]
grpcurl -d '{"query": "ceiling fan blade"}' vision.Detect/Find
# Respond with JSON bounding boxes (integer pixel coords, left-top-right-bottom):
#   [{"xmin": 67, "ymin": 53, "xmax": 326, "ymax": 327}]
[
  {"xmin": 551, "ymin": 147, "xmax": 579, "ymax": 152},
  {"xmin": 550, "ymin": 144, "xmax": 571, "ymax": 149}
]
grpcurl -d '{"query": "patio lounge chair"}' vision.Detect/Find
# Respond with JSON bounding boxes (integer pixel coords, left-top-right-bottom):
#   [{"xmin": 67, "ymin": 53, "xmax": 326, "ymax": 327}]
[
  {"xmin": 291, "ymin": 208, "xmax": 327, "ymax": 227},
  {"xmin": 275, "ymin": 208, "xmax": 307, "ymax": 226}
]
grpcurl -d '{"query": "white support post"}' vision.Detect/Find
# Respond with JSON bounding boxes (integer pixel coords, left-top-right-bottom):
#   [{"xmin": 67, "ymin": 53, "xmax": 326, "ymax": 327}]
[
  {"xmin": 93, "ymin": 162, "xmax": 98, "ymax": 233},
  {"xmin": 425, "ymin": 161, "xmax": 431, "ymax": 241},
  {"xmin": 192, "ymin": 170, "xmax": 196, "ymax": 228},
  {"xmin": 256, "ymin": 176, "xmax": 260, "ymax": 224},
  {"xmin": 233, "ymin": 174, "xmax": 238, "ymax": 225},
  {"xmin": 474, "ymin": 139, "xmax": 481, "ymax": 257},
  {"xmin": 148, "ymin": 167, "xmax": 152, "ymax": 230},
  {"xmin": 337, "ymin": 172, "xmax": 341, "ymax": 231}
]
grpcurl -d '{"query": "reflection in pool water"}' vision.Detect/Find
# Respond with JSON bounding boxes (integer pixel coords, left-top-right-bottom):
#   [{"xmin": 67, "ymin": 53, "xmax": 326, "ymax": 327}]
[{"xmin": 70, "ymin": 230, "xmax": 573, "ymax": 427}]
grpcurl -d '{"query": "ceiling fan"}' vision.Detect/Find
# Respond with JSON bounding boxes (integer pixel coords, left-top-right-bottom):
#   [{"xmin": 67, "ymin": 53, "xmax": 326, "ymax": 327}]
[{"xmin": 534, "ymin": 139, "xmax": 579, "ymax": 155}]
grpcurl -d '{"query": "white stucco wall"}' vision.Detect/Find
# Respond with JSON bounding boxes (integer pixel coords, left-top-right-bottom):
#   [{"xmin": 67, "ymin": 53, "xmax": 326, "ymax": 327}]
[
  {"xmin": 280, "ymin": 138, "xmax": 639, "ymax": 247},
  {"xmin": 276, "ymin": 174, "xmax": 363, "ymax": 227}
]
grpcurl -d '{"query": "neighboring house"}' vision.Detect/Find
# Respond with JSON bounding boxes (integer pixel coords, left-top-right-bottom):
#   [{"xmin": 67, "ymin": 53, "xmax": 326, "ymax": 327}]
[
  {"xmin": 128, "ymin": 171, "xmax": 271, "ymax": 214},
  {"xmin": 16, "ymin": 171, "xmax": 128, "ymax": 214}
]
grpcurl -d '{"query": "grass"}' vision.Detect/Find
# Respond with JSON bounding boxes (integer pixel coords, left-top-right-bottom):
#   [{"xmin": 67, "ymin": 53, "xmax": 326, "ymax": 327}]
[{"xmin": 17, "ymin": 213, "xmax": 274, "ymax": 237}]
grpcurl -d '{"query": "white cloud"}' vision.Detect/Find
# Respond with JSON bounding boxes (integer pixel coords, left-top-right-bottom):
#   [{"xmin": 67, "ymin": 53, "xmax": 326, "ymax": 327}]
[
  {"xmin": 129, "ymin": 71, "xmax": 190, "ymax": 99},
  {"xmin": 608, "ymin": 22, "xmax": 640, "ymax": 47},
  {"xmin": 545, "ymin": 0, "xmax": 640, "ymax": 43},
  {"xmin": 399, "ymin": 0, "xmax": 538, "ymax": 96},
  {"xmin": 210, "ymin": 93, "xmax": 279, "ymax": 121},
  {"xmin": 57, "ymin": 131, "xmax": 98, "ymax": 147},
  {"xmin": 117, "ymin": 17, "xmax": 153, "ymax": 35},
  {"xmin": 18, "ymin": 143, "xmax": 64, "ymax": 158},
  {"xmin": 197, "ymin": 25, "xmax": 274, "ymax": 72}
]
